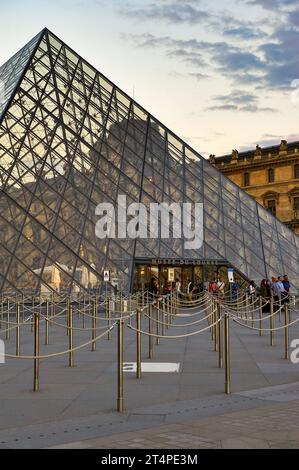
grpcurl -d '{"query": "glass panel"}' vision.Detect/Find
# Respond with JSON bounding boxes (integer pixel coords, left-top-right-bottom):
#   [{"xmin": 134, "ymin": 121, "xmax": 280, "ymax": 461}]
[{"xmin": 1, "ymin": 29, "xmax": 299, "ymax": 294}]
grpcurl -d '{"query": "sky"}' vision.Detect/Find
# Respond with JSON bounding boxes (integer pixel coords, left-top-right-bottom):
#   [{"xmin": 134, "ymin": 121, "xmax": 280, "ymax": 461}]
[{"xmin": 0, "ymin": 0, "xmax": 299, "ymax": 157}]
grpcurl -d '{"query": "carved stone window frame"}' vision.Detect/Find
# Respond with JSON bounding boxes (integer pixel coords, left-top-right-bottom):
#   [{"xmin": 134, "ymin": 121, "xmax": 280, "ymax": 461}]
[{"xmin": 262, "ymin": 191, "xmax": 279, "ymax": 206}]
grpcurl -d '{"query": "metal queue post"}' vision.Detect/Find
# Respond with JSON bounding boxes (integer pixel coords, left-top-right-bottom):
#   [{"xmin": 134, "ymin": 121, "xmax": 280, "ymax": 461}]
[{"xmin": 1, "ymin": 288, "xmax": 299, "ymax": 412}]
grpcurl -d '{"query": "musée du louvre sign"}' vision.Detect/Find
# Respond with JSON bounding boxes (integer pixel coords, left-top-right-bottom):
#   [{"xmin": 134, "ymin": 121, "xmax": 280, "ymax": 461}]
[{"xmin": 150, "ymin": 259, "xmax": 228, "ymax": 266}]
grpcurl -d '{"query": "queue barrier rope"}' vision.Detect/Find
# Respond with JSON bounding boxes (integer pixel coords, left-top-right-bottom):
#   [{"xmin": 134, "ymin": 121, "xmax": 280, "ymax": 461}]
[
  {"xmin": 127, "ymin": 315, "xmax": 223, "ymax": 339},
  {"xmin": 230, "ymin": 314, "xmax": 299, "ymax": 332},
  {"xmin": 143, "ymin": 305, "xmax": 216, "ymax": 328},
  {"xmin": 224, "ymin": 303, "xmax": 282, "ymax": 324},
  {"xmin": 41, "ymin": 311, "xmax": 137, "ymax": 332},
  {"xmin": 0, "ymin": 323, "xmax": 117, "ymax": 360}
]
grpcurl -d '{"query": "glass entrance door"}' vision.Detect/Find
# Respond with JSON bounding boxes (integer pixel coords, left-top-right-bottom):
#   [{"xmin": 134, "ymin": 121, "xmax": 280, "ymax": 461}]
[{"xmin": 133, "ymin": 263, "xmax": 247, "ymax": 294}]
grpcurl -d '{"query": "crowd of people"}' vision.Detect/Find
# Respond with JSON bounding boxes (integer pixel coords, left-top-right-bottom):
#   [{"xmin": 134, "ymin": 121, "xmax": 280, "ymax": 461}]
[
  {"xmin": 149, "ymin": 274, "xmax": 292, "ymax": 308},
  {"xmin": 208, "ymin": 275, "xmax": 291, "ymax": 309},
  {"xmin": 259, "ymin": 275, "xmax": 291, "ymax": 311}
]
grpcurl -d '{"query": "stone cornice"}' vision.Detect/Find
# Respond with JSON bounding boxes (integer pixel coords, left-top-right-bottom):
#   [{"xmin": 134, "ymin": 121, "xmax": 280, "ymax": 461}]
[
  {"xmin": 214, "ymin": 153, "xmax": 299, "ymax": 173},
  {"xmin": 241, "ymin": 180, "xmax": 299, "ymax": 192}
]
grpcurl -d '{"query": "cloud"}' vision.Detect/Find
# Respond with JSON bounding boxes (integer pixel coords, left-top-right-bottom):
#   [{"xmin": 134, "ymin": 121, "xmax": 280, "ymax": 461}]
[
  {"xmin": 259, "ymin": 27, "xmax": 299, "ymax": 88},
  {"xmin": 207, "ymin": 90, "xmax": 277, "ymax": 113},
  {"xmin": 239, "ymin": 104, "xmax": 277, "ymax": 112},
  {"xmin": 215, "ymin": 50, "xmax": 266, "ymax": 72},
  {"xmin": 120, "ymin": 0, "xmax": 267, "ymax": 37},
  {"xmin": 241, "ymin": 133, "xmax": 299, "ymax": 150},
  {"xmin": 214, "ymin": 90, "xmax": 258, "ymax": 104},
  {"xmin": 289, "ymin": 8, "xmax": 299, "ymax": 26},
  {"xmin": 120, "ymin": 2, "xmax": 211, "ymax": 25},
  {"xmin": 122, "ymin": 3, "xmax": 299, "ymax": 91},
  {"xmin": 245, "ymin": 0, "xmax": 299, "ymax": 10},
  {"xmin": 167, "ymin": 49, "xmax": 207, "ymax": 67},
  {"xmin": 169, "ymin": 71, "xmax": 209, "ymax": 81},
  {"xmin": 188, "ymin": 72, "xmax": 209, "ymax": 81},
  {"xmin": 125, "ymin": 32, "xmax": 265, "ymax": 74},
  {"xmin": 207, "ymin": 104, "xmax": 239, "ymax": 111},
  {"xmin": 224, "ymin": 26, "xmax": 266, "ymax": 40},
  {"xmin": 234, "ymin": 73, "xmax": 265, "ymax": 85}
]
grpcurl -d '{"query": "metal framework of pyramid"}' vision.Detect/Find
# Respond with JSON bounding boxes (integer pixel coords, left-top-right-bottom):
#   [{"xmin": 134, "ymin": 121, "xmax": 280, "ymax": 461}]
[{"xmin": 0, "ymin": 28, "xmax": 299, "ymax": 295}]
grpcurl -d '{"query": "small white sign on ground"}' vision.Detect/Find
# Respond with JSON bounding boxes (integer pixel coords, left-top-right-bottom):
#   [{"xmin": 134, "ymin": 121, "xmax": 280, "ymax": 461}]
[{"xmin": 123, "ymin": 362, "xmax": 180, "ymax": 373}]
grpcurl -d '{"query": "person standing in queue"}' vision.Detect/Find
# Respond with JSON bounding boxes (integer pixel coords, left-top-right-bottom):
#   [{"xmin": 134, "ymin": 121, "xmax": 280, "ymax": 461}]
[
  {"xmin": 217, "ymin": 277, "xmax": 225, "ymax": 300},
  {"xmin": 187, "ymin": 279, "xmax": 194, "ymax": 301},
  {"xmin": 175, "ymin": 278, "xmax": 182, "ymax": 299}
]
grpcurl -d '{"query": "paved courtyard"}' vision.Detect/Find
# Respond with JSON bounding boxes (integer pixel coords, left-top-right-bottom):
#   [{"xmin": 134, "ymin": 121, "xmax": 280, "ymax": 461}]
[{"xmin": 0, "ymin": 301, "xmax": 299, "ymax": 449}]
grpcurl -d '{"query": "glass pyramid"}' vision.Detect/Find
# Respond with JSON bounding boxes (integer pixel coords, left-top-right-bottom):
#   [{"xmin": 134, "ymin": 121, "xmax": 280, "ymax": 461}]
[
  {"xmin": 0, "ymin": 28, "xmax": 298, "ymax": 294},
  {"xmin": 0, "ymin": 31, "xmax": 43, "ymax": 119}
]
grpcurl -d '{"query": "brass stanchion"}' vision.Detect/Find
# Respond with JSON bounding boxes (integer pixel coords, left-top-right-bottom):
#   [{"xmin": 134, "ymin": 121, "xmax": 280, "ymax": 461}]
[
  {"xmin": 167, "ymin": 296, "xmax": 170, "ymax": 329},
  {"xmin": 259, "ymin": 296, "xmax": 263, "ymax": 337},
  {"xmin": 218, "ymin": 304, "xmax": 223, "ymax": 369},
  {"xmin": 285, "ymin": 303, "xmax": 289, "ymax": 360},
  {"xmin": 117, "ymin": 319, "xmax": 124, "ymax": 413},
  {"xmin": 156, "ymin": 301, "xmax": 160, "ymax": 346},
  {"xmin": 270, "ymin": 297, "xmax": 274, "ymax": 346},
  {"xmin": 45, "ymin": 299, "xmax": 49, "ymax": 345},
  {"xmin": 66, "ymin": 298, "xmax": 70, "ymax": 337},
  {"xmin": 6, "ymin": 299, "xmax": 10, "ymax": 340},
  {"xmin": 31, "ymin": 297, "xmax": 34, "ymax": 333},
  {"xmin": 214, "ymin": 302, "xmax": 218, "ymax": 352},
  {"xmin": 211, "ymin": 297, "xmax": 216, "ymax": 341},
  {"xmin": 52, "ymin": 294, "xmax": 55, "ymax": 325},
  {"xmin": 83, "ymin": 295, "xmax": 86, "ymax": 329},
  {"xmin": 136, "ymin": 308, "xmax": 142, "ymax": 379},
  {"xmin": 224, "ymin": 312, "xmax": 231, "ymax": 394},
  {"xmin": 148, "ymin": 303, "xmax": 153, "ymax": 359},
  {"xmin": 107, "ymin": 298, "xmax": 112, "ymax": 340},
  {"xmin": 92, "ymin": 301, "xmax": 97, "ymax": 352},
  {"xmin": 211, "ymin": 298, "xmax": 215, "ymax": 341},
  {"xmin": 16, "ymin": 302, "xmax": 20, "ymax": 357},
  {"xmin": 245, "ymin": 294, "xmax": 249, "ymax": 320},
  {"xmin": 161, "ymin": 299, "xmax": 165, "ymax": 337},
  {"xmin": 33, "ymin": 312, "xmax": 40, "ymax": 392},
  {"xmin": 69, "ymin": 305, "xmax": 74, "ymax": 367},
  {"xmin": 0, "ymin": 296, "xmax": 2, "ymax": 329}
]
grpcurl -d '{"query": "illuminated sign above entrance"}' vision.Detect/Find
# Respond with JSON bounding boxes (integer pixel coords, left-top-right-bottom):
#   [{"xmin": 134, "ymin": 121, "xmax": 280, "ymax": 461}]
[{"xmin": 150, "ymin": 259, "xmax": 228, "ymax": 266}]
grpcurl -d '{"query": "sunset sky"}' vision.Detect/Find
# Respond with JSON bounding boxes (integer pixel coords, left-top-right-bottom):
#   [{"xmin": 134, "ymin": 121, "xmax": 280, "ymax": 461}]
[{"xmin": 1, "ymin": 0, "xmax": 299, "ymax": 157}]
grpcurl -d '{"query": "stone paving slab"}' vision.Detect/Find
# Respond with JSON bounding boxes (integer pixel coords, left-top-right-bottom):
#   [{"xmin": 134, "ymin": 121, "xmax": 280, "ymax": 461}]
[
  {"xmin": 0, "ymin": 389, "xmax": 282, "ymax": 448},
  {"xmin": 46, "ymin": 398, "xmax": 299, "ymax": 449},
  {"xmin": 236, "ymin": 381, "xmax": 299, "ymax": 402},
  {"xmin": 0, "ymin": 304, "xmax": 299, "ymax": 448}
]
